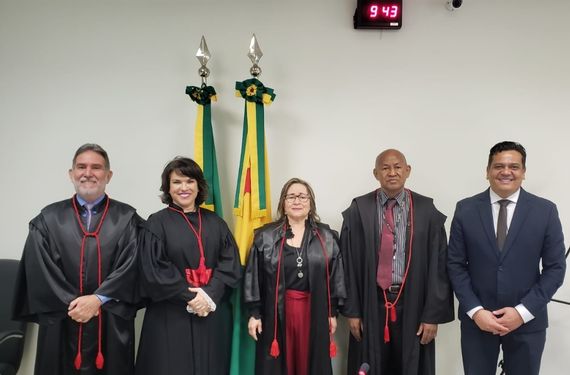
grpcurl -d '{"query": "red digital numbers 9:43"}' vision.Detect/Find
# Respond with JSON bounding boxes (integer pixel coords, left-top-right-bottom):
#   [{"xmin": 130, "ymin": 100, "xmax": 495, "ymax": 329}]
[
  {"xmin": 354, "ymin": 0, "xmax": 403, "ymax": 30},
  {"xmin": 368, "ymin": 4, "xmax": 400, "ymax": 20}
]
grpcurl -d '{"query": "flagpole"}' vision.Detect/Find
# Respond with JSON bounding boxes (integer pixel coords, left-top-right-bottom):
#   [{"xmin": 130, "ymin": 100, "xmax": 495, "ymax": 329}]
[
  {"xmin": 186, "ymin": 36, "xmax": 223, "ymax": 216},
  {"xmin": 230, "ymin": 34, "xmax": 276, "ymax": 375}
]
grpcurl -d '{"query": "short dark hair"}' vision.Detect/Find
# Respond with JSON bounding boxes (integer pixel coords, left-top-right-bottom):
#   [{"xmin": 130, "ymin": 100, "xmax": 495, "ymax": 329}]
[
  {"xmin": 487, "ymin": 141, "xmax": 527, "ymax": 169},
  {"xmin": 160, "ymin": 157, "xmax": 208, "ymax": 206},
  {"xmin": 276, "ymin": 177, "xmax": 320, "ymax": 223},
  {"xmin": 72, "ymin": 143, "xmax": 110, "ymax": 169}
]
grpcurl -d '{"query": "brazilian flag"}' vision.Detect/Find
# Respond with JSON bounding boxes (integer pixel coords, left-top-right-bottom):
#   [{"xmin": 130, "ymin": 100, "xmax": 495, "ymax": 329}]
[{"xmin": 230, "ymin": 78, "xmax": 275, "ymax": 374}]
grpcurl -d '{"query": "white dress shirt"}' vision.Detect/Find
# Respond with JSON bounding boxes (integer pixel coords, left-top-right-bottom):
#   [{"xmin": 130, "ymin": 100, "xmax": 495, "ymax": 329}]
[{"xmin": 467, "ymin": 188, "xmax": 535, "ymax": 323}]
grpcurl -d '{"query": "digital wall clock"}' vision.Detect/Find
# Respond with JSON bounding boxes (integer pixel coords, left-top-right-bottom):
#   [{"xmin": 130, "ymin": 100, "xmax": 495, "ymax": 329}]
[{"xmin": 354, "ymin": 0, "xmax": 403, "ymax": 30}]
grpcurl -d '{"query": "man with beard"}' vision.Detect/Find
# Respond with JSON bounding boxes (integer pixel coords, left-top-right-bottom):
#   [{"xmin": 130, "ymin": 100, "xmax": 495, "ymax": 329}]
[
  {"xmin": 13, "ymin": 143, "xmax": 143, "ymax": 375},
  {"xmin": 341, "ymin": 149, "xmax": 454, "ymax": 375}
]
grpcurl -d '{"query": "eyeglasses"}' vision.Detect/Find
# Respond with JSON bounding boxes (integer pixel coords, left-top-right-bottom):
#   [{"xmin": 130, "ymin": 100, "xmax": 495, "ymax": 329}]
[{"xmin": 285, "ymin": 194, "xmax": 310, "ymax": 203}]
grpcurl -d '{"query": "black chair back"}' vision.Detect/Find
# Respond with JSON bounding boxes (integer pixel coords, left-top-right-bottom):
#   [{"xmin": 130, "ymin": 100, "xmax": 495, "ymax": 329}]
[{"xmin": 0, "ymin": 259, "xmax": 27, "ymax": 375}]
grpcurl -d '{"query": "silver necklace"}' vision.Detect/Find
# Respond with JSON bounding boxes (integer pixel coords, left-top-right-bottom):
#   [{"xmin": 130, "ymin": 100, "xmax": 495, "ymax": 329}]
[
  {"xmin": 294, "ymin": 246, "xmax": 304, "ymax": 279},
  {"xmin": 287, "ymin": 224, "xmax": 305, "ymax": 278}
]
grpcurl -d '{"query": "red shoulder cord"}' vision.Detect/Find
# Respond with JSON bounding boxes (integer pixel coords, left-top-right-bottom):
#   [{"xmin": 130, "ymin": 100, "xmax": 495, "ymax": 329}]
[
  {"xmin": 71, "ymin": 195, "xmax": 110, "ymax": 370},
  {"xmin": 269, "ymin": 224, "xmax": 337, "ymax": 358},
  {"xmin": 269, "ymin": 224, "xmax": 287, "ymax": 358},
  {"xmin": 314, "ymin": 229, "xmax": 337, "ymax": 358},
  {"xmin": 167, "ymin": 206, "xmax": 211, "ymax": 286},
  {"xmin": 381, "ymin": 189, "xmax": 414, "ymax": 343}
]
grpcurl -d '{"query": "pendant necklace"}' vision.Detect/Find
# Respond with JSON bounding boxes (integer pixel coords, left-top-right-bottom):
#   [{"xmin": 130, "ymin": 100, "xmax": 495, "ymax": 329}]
[
  {"xmin": 294, "ymin": 245, "xmax": 304, "ymax": 279},
  {"xmin": 287, "ymin": 223, "xmax": 305, "ymax": 279}
]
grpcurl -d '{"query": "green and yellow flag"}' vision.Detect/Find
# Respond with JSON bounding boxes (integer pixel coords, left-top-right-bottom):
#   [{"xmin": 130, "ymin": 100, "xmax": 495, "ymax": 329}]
[
  {"xmin": 186, "ymin": 85, "xmax": 223, "ymax": 216},
  {"xmin": 230, "ymin": 78, "xmax": 276, "ymax": 374}
]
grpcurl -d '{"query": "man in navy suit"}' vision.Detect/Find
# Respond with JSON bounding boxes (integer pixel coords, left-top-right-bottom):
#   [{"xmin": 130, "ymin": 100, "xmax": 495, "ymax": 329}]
[{"xmin": 447, "ymin": 141, "xmax": 566, "ymax": 375}]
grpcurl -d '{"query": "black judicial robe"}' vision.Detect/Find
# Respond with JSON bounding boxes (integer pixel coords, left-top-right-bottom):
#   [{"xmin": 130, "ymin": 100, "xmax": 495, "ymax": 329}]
[
  {"xmin": 135, "ymin": 206, "xmax": 242, "ymax": 375},
  {"xmin": 341, "ymin": 191, "xmax": 454, "ymax": 375},
  {"xmin": 13, "ymin": 196, "xmax": 143, "ymax": 375},
  {"xmin": 243, "ymin": 221, "xmax": 346, "ymax": 375}
]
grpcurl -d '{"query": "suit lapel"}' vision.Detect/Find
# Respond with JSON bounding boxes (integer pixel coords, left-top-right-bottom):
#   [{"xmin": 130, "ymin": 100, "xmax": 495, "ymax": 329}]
[
  {"xmin": 500, "ymin": 188, "xmax": 531, "ymax": 260},
  {"xmin": 476, "ymin": 189, "xmax": 500, "ymax": 257}
]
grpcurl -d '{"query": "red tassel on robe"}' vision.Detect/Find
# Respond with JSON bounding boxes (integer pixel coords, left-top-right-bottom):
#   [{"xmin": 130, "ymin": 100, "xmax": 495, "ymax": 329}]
[
  {"xmin": 270, "ymin": 339, "xmax": 280, "ymax": 358},
  {"xmin": 384, "ymin": 324, "xmax": 390, "ymax": 343},
  {"xmin": 74, "ymin": 352, "xmax": 82, "ymax": 370},
  {"xmin": 329, "ymin": 340, "xmax": 337, "ymax": 358},
  {"xmin": 96, "ymin": 352, "xmax": 105, "ymax": 369}
]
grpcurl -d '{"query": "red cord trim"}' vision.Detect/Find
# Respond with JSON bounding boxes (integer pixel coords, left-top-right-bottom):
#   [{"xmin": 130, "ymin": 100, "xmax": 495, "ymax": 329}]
[
  {"xmin": 270, "ymin": 223, "xmax": 287, "ymax": 358},
  {"xmin": 71, "ymin": 195, "xmax": 110, "ymax": 369},
  {"xmin": 314, "ymin": 229, "xmax": 336, "ymax": 358}
]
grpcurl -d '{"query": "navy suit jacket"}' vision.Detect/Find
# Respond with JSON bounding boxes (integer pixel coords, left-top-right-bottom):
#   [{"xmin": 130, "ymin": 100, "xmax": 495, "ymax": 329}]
[{"xmin": 447, "ymin": 188, "xmax": 566, "ymax": 333}]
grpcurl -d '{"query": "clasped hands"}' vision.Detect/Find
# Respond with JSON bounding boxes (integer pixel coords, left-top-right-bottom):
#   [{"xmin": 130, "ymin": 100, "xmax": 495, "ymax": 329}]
[
  {"xmin": 473, "ymin": 307, "xmax": 523, "ymax": 336},
  {"xmin": 187, "ymin": 287, "xmax": 212, "ymax": 317},
  {"xmin": 68, "ymin": 294, "xmax": 102, "ymax": 323}
]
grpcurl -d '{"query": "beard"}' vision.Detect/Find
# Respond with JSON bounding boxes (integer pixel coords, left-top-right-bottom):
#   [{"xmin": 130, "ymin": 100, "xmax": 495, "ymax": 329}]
[{"xmin": 73, "ymin": 178, "xmax": 106, "ymax": 201}]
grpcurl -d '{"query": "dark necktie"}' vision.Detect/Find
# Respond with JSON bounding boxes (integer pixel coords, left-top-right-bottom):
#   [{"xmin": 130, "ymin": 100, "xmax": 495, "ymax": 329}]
[
  {"xmin": 496, "ymin": 199, "xmax": 510, "ymax": 251},
  {"xmin": 377, "ymin": 199, "xmax": 397, "ymax": 290},
  {"xmin": 85, "ymin": 204, "xmax": 94, "ymax": 231}
]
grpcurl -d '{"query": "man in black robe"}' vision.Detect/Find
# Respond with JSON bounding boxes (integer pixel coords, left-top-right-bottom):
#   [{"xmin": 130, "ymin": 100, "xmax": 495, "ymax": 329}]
[
  {"xmin": 341, "ymin": 149, "xmax": 454, "ymax": 375},
  {"xmin": 13, "ymin": 143, "xmax": 143, "ymax": 375}
]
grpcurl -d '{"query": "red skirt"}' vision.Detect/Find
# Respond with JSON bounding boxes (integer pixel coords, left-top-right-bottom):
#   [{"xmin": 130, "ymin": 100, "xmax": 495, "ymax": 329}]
[{"xmin": 285, "ymin": 289, "xmax": 311, "ymax": 375}]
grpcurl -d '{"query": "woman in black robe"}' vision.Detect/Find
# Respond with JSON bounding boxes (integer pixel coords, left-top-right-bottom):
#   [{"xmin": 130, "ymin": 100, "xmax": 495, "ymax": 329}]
[
  {"xmin": 135, "ymin": 157, "xmax": 242, "ymax": 375},
  {"xmin": 243, "ymin": 178, "xmax": 346, "ymax": 375}
]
